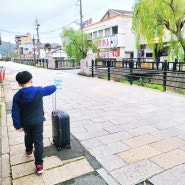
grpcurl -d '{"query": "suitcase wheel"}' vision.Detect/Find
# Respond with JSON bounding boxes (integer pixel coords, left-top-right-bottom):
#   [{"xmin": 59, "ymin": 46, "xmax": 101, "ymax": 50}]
[
  {"xmin": 57, "ymin": 146, "xmax": 62, "ymax": 151},
  {"xmin": 65, "ymin": 144, "xmax": 71, "ymax": 149}
]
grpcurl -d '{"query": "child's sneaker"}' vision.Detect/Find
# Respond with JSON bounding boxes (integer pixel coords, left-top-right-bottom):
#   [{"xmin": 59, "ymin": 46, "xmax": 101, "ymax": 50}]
[
  {"xmin": 26, "ymin": 150, "xmax": 32, "ymax": 157},
  {"xmin": 36, "ymin": 165, "xmax": 44, "ymax": 174}
]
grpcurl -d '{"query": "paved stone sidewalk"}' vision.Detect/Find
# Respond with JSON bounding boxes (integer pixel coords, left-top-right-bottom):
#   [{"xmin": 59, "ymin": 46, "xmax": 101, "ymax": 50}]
[
  {"xmin": 1, "ymin": 63, "xmax": 110, "ymax": 185},
  {"xmin": 1, "ymin": 61, "xmax": 185, "ymax": 185}
]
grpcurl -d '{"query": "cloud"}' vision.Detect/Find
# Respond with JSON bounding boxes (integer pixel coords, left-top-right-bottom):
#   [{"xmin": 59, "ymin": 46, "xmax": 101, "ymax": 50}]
[{"xmin": 0, "ymin": 0, "xmax": 134, "ymax": 43}]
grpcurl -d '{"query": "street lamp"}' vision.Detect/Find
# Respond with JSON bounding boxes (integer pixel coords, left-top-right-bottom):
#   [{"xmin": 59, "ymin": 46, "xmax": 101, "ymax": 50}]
[{"xmin": 87, "ymin": 39, "xmax": 92, "ymax": 47}]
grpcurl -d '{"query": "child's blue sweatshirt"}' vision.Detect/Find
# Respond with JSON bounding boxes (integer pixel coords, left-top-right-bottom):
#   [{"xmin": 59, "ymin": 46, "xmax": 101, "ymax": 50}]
[{"xmin": 12, "ymin": 85, "xmax": 56, "ymax": 129}]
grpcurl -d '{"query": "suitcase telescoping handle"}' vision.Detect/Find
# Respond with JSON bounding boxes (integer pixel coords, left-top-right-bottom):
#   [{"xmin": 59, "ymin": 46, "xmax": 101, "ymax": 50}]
[
  {"xmin": 52, "ymin": 92, "xmax": 56, "ymax": 111},
  {"xmin": 53, "ymin": 77, "xmax": 62, "ymax": 111}
]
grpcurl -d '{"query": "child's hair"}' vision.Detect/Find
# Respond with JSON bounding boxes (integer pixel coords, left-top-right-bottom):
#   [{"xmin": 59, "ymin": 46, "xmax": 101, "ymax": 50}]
[{"xmin": 16, "ymin": 71, "xmax": 32, "ymax": 84}]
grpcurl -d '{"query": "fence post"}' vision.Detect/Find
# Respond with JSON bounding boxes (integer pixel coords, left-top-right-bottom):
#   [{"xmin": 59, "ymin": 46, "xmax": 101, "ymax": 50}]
[
  {"xmin": 173, "ymin": 58, "xmax": 177, "ymax": 71},
  {"xmin": 129, "ymin": 60, "xmax": 133, "ymax": 85},
  {"xmin": 107, "ymin": 60, "xmax": 110, "ymax": 81},
  {"xmin": 46, "ymin": 59, "xmax": 48, "ymax": 69},
  {"xmin": 91, "ymin": 59, "xmax": 94, "ymax": 77},
  {"xmin": 163, "ymin": 60, "xmax": 168, "ymax": 91},
  {"xmin": 72, "ymin": 59, "xmax": 75, "ymax": 67}
]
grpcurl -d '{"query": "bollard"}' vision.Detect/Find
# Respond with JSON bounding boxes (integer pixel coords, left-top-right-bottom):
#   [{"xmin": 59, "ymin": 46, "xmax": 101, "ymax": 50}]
[
  {"xmin": 129, "ymin": 60, "xmax": 133, "ymax": 85},
  {"xmin": 107, "ymin": 60, "xmax": 110, "ymax": 81},
  {"xmin": 163, "ymin": 61, "xmax": 168, "ymax": 91},
  {"xmin": 91, "ymin": 59, "xmax": 94, "ymax": 77}
]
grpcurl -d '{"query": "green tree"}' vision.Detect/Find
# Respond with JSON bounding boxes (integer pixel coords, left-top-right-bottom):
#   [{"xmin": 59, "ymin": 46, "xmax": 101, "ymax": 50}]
[
  {"xmin": 132, "ymin": 0, "xmax": 185, "ymax": 61},
  {"xmin": 61, "ymin": 28, "xmax": 97, "ymax": 64}
]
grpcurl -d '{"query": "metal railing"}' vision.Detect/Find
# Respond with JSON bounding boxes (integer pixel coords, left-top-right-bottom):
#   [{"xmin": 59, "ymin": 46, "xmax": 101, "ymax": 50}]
[
  {"xmin": 14, "ymin": 58, "xmax": 48, "ymax": 68},
  {"xmin": 13, "ymin": 58, "xmax": 78, "ymax": 69},
  {"xmin": 90, "ymin": 58, "xmax": 185, "ymax": 92}
]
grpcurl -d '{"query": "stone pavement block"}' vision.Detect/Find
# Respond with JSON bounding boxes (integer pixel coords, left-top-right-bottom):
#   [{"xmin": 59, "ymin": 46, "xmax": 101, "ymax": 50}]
[
  {"xmin": 12, "ymin": 173, "xmax": 44, "ymax": 185},
  {"xmin": 118, "ymin": 145, "xmax": 161, "ymax": 164},
  {"xmin": 97, "ymin": 168, "xmax": 118, "ymax": 185},
  {"xmin": 8, "ymin": 130, "xmax": 24, "ymax": 139},
  {"xmin": 110, "ymin": 160, "xmax": 163, "ymax": 185},
  {"xmin": 127, "ymin": 125, "xmax": 159, "ymax": 137},
  {"xmin": 71, "ymin": 119, "xmax": 94, "ymax": 128},
  {"xmin": 98, "ymin": 131, "xmax": 132, "ymax": 145},
  {"xmin": 9, "ymin": 136, "xmax": 23, "ymax": 146},
  {"xmin": 2, "ymin": 125, "xmax": 8, "ymax": 137},
  {"xmin": 149, "ymin": 164, "xmax": 185, "ymax": 185},
  {"xmin": 2, "ymin": 177, "xmax": 11, "ymax": 185},
  {"xmin": 74, "ymin": 129, "xmax": 108, "ymax": 141},
  {"xmin": 150, "ymin": 149, "xmax": 185, "ymax": 170},
  {"xmin": 81, "ymin": 138, "xmax": 103, "ymax": 149},
  {"xmin": 89, "ymin": 141, "xmax": 129, "ymax": 159},
  {"xmin": 12, "ymin": 161, "xmax": 36, "ymax": 179},
  {"xmin": 43, "ymin": 138, "xmax": 52, "ymax": 147},
  {"xmin": 104, "ymin": 123, "xmax": 136, "ymax": 134},
  {"xmin": 71, "ymin": 126, "xmax": 87, "ymax": 134},
  {"xmin": 110, "ymin": 117, "xmax": 137, "ymax": 125},
  {"xmin": 150, "ymin": 137, "xmax": 185, "ymax": 152},
  {"xmin": 122, "ymin": 134, "xmax": 159, "ymax": 148},
  {"xmin": 10, "ymin": 152, "xmax": 34, "ymax": 166},
  {"xmin": 152, "ymin": 127, "xmax": 184, "ymax": 139},
  {"xmin": 7, "ymin": 125, "xmax": 15, "ymax": 132},
  {"xmin": 59, "ymin": 171, "xmax": 109, "ymax": 185},
  {"xmin": 84, "ymin": 121, "xmax": 114, "ymax": 131},
  {"xmin": 10, "ymin": 143, "xmax": 25, "ymax": 155},
  {"xmin": 12, "ymin": 155, "xmax": 63, "ymax": 179},
  {"xmin": 44, "ymin": 155, "xmax": 63, "ymax": 168},
  {"xmin": 97, "ymin": 154, "xmax": 127, "ymax": 171},
  {"xmin": 153, "ymin": 120, "xmax": 182, "ymax": 130},
  {"xmin": 2, "ymin": 154, "xmax": 10, "ymax": 178},
  {"xmin": 2, "ymin": 136, "xmax": 9, "ymax": 154},
  {"xmin": 42, "ymin": 158, "xmax": 94, "ymax": 185},
  {"xmin": 43, "ymin": 130, "xmax": 52, "ymax": 138}
]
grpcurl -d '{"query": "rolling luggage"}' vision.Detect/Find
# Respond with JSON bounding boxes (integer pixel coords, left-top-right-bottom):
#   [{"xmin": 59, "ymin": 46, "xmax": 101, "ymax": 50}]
[{"xmin": 52, "ymin": 110, "xmax": 71, "ymax": 151}]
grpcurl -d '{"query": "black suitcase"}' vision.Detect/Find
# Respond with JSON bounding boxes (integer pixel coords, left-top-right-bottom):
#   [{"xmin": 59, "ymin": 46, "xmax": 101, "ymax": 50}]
[{"xmin": 52, "ymin": 110, "xmax": 71, "ymax": 151}]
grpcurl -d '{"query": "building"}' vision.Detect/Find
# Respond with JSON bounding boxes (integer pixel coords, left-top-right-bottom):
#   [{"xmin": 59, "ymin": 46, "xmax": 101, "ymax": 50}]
[
  {"xmin": 39, "ymin": 43, "xmax": 63, "ymax": 59},
  {"xmin": 15, "ymin": 33, "xmax": 32, "ymax": 47},
  {"xmin": 15, "ymin": 33, "xmax": 33, "ymax": 57},
  {"xmin": 83, "ymin": 9, "xmax": 137, "ymax": 59}
]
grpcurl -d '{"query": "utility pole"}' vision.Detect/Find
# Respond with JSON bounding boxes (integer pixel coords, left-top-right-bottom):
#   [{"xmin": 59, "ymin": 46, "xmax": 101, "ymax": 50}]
[
  {"xmin": 79, "ymin": 0, "xmax": 83, "ymax": 26},
  {"xmin": 35, "ymin": 18, "xmax": 40, "ymax": 58},
  {"xmin": 32, "ymin": 36, "xmax": 36, "ymax": 66}
]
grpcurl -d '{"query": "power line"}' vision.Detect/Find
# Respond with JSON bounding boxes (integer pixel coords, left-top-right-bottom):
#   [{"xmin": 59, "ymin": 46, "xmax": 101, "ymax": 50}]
[{"xmin": 38, "ymin": 0, "xmax": 77, "ymax": 23}]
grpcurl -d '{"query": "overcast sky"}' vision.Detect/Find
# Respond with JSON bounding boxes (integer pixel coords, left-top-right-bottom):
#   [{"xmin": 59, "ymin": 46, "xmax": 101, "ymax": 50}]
[{"xmin": 0, "ymin": 0, "xmax": 135, "ymax": 44}]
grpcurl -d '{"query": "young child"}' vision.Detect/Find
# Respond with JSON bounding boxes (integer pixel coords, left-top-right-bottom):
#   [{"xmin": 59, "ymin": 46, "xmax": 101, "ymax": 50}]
[{"xmin": 11, "ymin": 71, "xmax": 56, "ymax": 174}]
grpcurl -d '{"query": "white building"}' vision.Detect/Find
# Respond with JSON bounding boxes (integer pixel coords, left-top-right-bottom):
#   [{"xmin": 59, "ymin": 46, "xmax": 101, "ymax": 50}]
[{"xmin": 83, "ymin": 9, "xmax": 137, "ymax": 59}]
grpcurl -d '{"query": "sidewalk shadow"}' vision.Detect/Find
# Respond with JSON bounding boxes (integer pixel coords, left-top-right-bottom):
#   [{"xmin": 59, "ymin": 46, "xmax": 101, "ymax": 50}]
[{"xmin": 44, "ymin": 134, "xmax": 101, "ymax": 170}]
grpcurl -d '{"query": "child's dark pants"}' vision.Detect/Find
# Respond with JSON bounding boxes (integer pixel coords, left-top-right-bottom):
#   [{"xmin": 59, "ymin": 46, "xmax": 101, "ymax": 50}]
[{"xmin": 24, "ymin": 122, "xmax": 43, "ymax": 166}]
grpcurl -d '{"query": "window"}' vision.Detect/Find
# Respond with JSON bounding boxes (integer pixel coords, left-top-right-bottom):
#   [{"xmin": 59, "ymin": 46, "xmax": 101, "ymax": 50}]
[
  {"xmin": 98, "ymin": 30, "xmax": 103, "ymax": 37},
  {"xmin": 93, "ymin": 31, "xmax": 97, "ymax": 38},
  {"xmin": 105, "ymin": 28, "xmax": 110, "ymax": 36},
  {"xmin": 112, "ymin": 26, "xmax": 118, "ymax": 34},
  {"xmin": 88, "ymin": 33, "xmax": 92, "ymax": 39}
]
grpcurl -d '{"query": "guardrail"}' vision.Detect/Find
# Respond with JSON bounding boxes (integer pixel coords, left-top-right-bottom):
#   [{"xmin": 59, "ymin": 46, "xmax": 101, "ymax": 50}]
[{"xmin": 90, "ymin": 58, "xmax": 185, "ymax": 92}]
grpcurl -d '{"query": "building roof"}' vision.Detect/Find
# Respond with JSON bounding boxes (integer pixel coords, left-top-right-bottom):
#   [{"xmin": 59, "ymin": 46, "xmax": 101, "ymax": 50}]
[
  {"xmin": 101, "ymin": 9, "xmax": 132, "ymax": 21},
  {"xmin": 39, "ymin": 43, "xmax": 61, "ymax": 49}
]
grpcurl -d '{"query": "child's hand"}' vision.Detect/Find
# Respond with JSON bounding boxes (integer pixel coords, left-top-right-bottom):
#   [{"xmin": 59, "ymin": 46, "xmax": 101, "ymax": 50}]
[{"xmin": 17, "ymin": 128, "xmax": 24, "ymax": 132}]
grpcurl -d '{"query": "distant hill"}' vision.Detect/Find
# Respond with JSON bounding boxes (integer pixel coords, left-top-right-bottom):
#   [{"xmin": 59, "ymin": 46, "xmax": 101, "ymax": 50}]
[{"xmin": 0, "ymin": 41, "xmax": 16, "ymax": 55}]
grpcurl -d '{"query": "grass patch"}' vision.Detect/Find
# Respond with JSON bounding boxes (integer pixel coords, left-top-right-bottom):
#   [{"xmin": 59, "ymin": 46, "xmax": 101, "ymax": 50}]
[{"xmin": 119, "ymin": 77, "xmax": 164, "ymax": 91}]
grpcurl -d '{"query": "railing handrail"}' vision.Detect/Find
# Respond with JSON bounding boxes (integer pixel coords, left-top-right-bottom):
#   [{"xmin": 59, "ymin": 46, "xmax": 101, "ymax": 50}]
[{"xmin": 91, "ymin": 59, "xmax": 185, "ymax": 92}]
